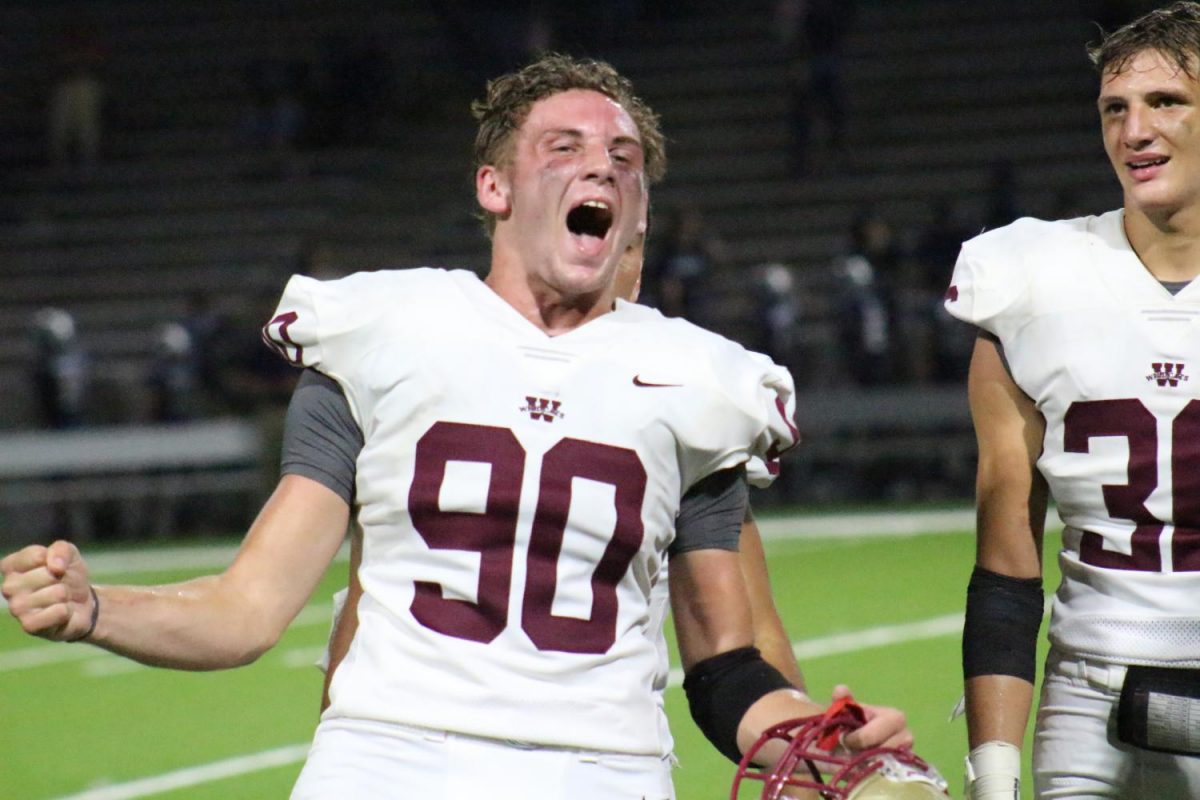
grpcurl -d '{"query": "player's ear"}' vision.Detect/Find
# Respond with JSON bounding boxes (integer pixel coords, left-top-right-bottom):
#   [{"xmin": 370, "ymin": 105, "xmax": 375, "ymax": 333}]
[{"xmin": 476, "ymin": 164, "xmax": 511, "ymax": 216}]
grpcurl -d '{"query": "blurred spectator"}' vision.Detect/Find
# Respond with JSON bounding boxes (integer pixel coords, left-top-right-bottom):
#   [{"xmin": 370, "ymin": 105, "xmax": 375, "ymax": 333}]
[
  {"xmin": 833, "ymin": 210, "xmax": 899, "ymax": 385},
  {"xmin": 220, "ymin": 294, "xmax": 302, "ymax": 414},
  {"xmin": 146, "ymin": 323, "xmax": 200, "ymax": 423},
  {"xmin": 778, "ymin": 0, "xmax": 857, "ymax": 174},
  {"xmin": 643, "ymin": 204, "xmax": 722, "ymax": 322},
  {"xmin": 30, "ymin": 307, "xmax": 90, "ymax": 428},
  {"xmin": 47, "ymin": 25, "xmax": 108, "ymax": 177},
  {"xmin": 178, "ymin": 291, "xmax": 238, "ymax": 411},
  {"xmin": 920, "ymin": 201, "xmax": 977, "ymax": 386},
  {"xmin": 907, "ymin": 199, "xmax": 975, "ymax": 382},
  {"xmin": 753, "ymin": 262, "xmax": 801, "ymax": 373}
]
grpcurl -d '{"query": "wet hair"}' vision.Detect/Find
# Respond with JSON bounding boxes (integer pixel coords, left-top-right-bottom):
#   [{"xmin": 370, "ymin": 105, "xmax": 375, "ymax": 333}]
[
  {"xmin": 1089, "ymin": 1, "xmax": 1200, "ymax": 78},
  {"xmin": 471, "ymin": 53, "xmax": 666, "ymax": 235}
]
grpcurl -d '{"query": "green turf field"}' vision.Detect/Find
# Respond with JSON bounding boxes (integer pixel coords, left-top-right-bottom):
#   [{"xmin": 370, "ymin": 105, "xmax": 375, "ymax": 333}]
[{"xmin": 1, "ymin": 511, "xmax": 1060, "ymax": 799}]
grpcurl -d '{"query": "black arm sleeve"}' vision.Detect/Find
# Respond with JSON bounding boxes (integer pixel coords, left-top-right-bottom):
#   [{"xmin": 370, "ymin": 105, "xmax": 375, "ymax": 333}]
[
  {"xmin": 669, "ymin": 466, "xmax": 748, "ymax": 556},
  {"xmin": 962, "ymin": 565, "xmax": 1043, "ymax": 682},
  {"xmin": 683, "ymin": 646, "xmax": 793, "ymax": 762},
  {"xmin": 280, "ymin": 369, "xmax": 364, "ymax": 505}
]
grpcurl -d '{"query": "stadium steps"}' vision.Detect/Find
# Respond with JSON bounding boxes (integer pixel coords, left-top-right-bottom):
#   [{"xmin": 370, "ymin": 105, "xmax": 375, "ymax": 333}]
[
  {"xmin": 0, "ymin": 0, "xmax": 1125, "ymax": 434},
  {"xmin": 0, "ymin": 0, "xmax": 457, "ymax": 428}
]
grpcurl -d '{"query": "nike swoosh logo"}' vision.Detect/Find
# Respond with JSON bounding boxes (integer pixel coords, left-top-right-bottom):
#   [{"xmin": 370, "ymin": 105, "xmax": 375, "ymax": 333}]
[{"xmin": 633, "ymin": 376, "xmax": 682, "ymax": 388}]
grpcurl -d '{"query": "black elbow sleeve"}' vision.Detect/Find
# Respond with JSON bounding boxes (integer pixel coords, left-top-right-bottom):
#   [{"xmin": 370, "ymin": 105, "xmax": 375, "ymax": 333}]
[
  {"xmin": 682, "ymin": 646, "xmax": 793, "ymax": 763},
  {"xmin": 962, "ymin": 565, "xmax": 1044, "ymax": 683}
]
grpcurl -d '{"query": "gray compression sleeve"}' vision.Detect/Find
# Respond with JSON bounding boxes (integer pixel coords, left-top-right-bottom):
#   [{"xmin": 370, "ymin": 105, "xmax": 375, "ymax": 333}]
[
  {"xmin": 280, "ymin": 369, "xmax": 363, "ymax": 505},
  {"xmin": 669, "ymin": 466, "xmax": 748, "ymax": 556}
]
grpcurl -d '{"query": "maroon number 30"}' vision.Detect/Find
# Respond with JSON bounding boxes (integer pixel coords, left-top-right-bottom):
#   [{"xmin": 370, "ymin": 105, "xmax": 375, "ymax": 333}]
[{"xmin": 407, "ymin": 421, "xmax": 647, "ymax": 653}]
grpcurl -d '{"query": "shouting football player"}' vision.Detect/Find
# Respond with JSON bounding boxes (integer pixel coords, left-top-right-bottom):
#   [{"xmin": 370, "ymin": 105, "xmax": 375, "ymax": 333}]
[
  {"xmin": 2, "ymin": 54, "xmax": 910, "ymax": 799},
  {"xmin": 950, "ymin": 4, "xmax": 1200, "ymax": 798},
  {"xmin": 316, "ymin": 232, "xmax": 807, "ymax": 699}
]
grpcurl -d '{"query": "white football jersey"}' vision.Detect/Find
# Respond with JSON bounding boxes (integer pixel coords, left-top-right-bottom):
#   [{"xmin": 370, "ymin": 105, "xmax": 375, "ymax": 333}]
[
  {"xmin": 264, "ymin": 268, "xmax": 798, "ymax": 756},
  {"xmin": 947, "ymin": 210, "xmax": 1200, "ymax": 667}
]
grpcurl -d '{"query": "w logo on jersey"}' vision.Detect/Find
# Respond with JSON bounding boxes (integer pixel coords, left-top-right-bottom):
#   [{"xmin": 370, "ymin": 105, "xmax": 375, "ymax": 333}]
[
  {"xmin": 521, "ymin": 396, "xmax": 563, "ymax": 423},
  {"xmin": 1147, "ymin": 362, "xmax": 1188, "ymax": 387}
]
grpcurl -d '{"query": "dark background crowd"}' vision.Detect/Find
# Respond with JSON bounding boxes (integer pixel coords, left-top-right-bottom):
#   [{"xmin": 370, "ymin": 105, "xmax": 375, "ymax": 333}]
[{"xmin": 0, "ymin": 0, "xmax": 1157, "ymax": 542}]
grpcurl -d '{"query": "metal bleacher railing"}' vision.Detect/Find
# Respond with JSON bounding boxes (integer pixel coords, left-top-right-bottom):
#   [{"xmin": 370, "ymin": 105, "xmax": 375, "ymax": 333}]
[{"xmin": 0, "ymin": 418, "xmax": 265, "ymax": 548}]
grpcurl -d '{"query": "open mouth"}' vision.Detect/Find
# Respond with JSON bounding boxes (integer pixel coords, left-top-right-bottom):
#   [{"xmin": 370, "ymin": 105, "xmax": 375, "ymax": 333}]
[
  {"xmin": 566, "ymin": 200, "xmax": 614, "ymax": 246},
  {"xmin": 1129, "ymin": 156, "xmax": 1169, "ymax": 172}
]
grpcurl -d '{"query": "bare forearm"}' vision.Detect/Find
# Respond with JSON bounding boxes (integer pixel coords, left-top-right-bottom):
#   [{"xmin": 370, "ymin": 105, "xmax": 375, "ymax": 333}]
[
  {"xmin": 739, "ymin": 517, "xmax": 805, "ymax": 688},
  {"xmin": 670, "ymin": 551, "xmax": 753, "ymax": 670},
  {"xmin": 3, "ymin": 477, "xmax": 347, "ymax": 669},
  {"xmin": 736, "ymin": 687, "xmax": 822, "ymax": 758},
  {"xmin": 738, "ymin": 687, "xmax": 912, "ymax": 767},
  {"xmin": 753, "ymin": 619, "xmax": 804, "ymax": 688},
  {"xmin": 964, "ymin": 335, "xmax": 1044, "ymax": 751},
  {"xmin": 966, "ymin": 674, "xmax": 1034, "ymax": 749},
  {"xmin": 90, "ymin": 575, "xmax": 280, "ymax": 670}
]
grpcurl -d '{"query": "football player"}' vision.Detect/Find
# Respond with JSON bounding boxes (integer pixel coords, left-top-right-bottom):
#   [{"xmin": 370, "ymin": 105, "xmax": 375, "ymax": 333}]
[
  {"xmin": 2, "ymin": 54, "xmax": 910, "ymax": 798},
  {"xmin": 308, "ymin": 233, "xmax": 893, "ymax": 799},
  {"xmin": 316, "ymin": 234, "xmax": 808, "ymax": 708},
  {"xmin": 949, "ymin": 4, "xmax": 1200, "ymax": 797}
]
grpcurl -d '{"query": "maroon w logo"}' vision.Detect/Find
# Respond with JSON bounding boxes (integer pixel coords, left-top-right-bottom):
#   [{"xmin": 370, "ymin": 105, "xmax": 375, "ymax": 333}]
[
  {"xmin": 520, "ymin": 396, "xmax": 563, "ymax": 423},
  {"xmin": 1148, "ymin": 362, "xmax": 1188, "ymax": 387}
]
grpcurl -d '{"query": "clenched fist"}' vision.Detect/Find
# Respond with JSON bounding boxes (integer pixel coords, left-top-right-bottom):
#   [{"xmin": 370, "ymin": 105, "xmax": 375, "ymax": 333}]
[{"xmin": 1, "ymin": 540, "xmax": 96, "ymax": 642}]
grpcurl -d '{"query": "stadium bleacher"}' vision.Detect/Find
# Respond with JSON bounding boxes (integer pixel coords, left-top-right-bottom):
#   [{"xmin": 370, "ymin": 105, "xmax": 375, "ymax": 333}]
[{"xmin": 0, "ymin": 1, "xmax": 1128, "ymax": 533}]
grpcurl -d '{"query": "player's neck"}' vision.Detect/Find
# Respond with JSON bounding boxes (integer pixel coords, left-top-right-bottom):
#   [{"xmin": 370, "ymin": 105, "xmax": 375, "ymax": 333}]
[
  {"xmin": 1124, "ymin": 204, "xmax": 1200, "ymax": 282},
  {"xmin": 484, "ymin": 261, "xmax": 613, "ymax": 336}
]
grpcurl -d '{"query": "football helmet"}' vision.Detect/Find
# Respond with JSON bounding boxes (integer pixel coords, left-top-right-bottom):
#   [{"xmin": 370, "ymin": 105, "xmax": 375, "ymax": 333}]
[{"xmin": 731, "ymin": 698, "xmax": 949, "ymax": 800}]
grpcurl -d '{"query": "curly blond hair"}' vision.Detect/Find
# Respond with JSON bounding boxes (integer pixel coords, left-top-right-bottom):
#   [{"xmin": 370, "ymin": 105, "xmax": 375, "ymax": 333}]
[{"xmin": 471, "ymin": 53, "xmax": 666, "ymax": 235}]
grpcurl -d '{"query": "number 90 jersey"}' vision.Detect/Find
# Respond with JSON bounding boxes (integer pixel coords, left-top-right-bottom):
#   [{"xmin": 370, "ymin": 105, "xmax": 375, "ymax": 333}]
[
  {"xmin": 264, "ymin": 268, "xmax": 799, "ymax": 756},
  {"xmin": 946, "ymin": 211, "xmax": 1200, "ymax": 668}
]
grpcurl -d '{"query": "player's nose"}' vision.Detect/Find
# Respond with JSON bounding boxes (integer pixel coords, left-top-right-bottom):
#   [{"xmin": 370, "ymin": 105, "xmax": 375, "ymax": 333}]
[
  {"xmin": 1122, "ymin": 103, "xmax": 1155, "ymax": 148},
  {"xmin": 581, "ymin": 142, "xmax": 616, "ymax": 184}
]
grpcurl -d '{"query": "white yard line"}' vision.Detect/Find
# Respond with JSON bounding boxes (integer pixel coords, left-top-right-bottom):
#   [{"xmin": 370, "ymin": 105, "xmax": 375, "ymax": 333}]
[
  {"xmin": 754, "ymin": 508, "xmax": 977, "ymax": 540},
  {"xmin": 52, "ymin": 745, "xmax": 312, "ymax": 800}
]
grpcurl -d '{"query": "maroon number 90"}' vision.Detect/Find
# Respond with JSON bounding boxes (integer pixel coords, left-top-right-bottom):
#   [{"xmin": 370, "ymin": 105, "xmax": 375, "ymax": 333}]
[{"xmin": 407, "ymin": 421, "xmax": 648, "ymax": 653}]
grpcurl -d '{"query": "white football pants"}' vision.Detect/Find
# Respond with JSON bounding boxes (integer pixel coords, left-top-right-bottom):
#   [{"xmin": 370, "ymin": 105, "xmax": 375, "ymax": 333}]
[
  {"xmin": 291, "ymin": 716, "xmax": 676, "ymax": 800},
  {"xmin": 1034, "ymin": 652, "xmax": 1200, "ymax": 798}
]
